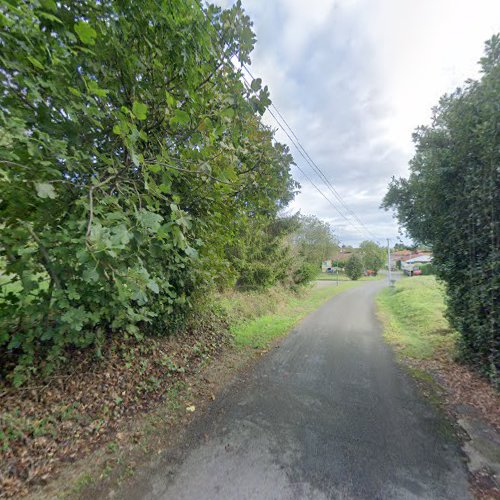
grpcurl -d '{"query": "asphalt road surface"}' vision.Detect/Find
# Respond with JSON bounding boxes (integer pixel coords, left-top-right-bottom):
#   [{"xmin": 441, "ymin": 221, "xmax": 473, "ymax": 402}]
[{"xmin": 127, "ymin": 280, "xmax": 470, "ymax": 500}]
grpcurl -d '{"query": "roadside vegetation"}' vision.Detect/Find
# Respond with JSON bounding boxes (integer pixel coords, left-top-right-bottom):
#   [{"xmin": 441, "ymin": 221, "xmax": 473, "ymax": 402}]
[
  {"xmin": 358, "ymin": 240, "xmax": 386, "ymax": 274},
  {"xmin": 377, "ymin": 276, "xmax": 458, "ymax": 360},
  {"xmin": 383, "ymin": 35, "xmax": 499, "ymax": 384},
  {"xmin": 320, "ymin": 240, "xmax": 386, "ymax": 281},
  {"xmin": 315, "ymin": 272, "xmax": 383, "ymax": 282},
  {"xmin": 0, "ymin": 1, "xmax": 352, "ymax": 495},
  {"xmin": 377, "ymin": 276, "xmax": 500, "ymax": 498},
  {"xmin": 0, "ymin": 0, "xmax": 341, "ymax": 387},
  {"xmin": 344, "ymin": 254, "xmax": 364, "ymax": 280},
  {"xmin": 224, "ymin": 281, "xmax": 358, "ymax": 349},
  {"xmin": 0, "ymin": 280, "xmax": 357, "ymax": 497}
]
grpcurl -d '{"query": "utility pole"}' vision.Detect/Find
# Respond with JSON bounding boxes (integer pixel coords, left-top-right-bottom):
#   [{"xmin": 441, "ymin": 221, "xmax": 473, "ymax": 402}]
[{"xmin": 387, "ymin": 238, "xmax": 392, "ymax": 286}]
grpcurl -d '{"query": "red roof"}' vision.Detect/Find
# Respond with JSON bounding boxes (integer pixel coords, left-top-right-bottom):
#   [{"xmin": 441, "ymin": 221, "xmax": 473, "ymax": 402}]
[{"xmin": 392, "ymin": 251, "xmax": 432, "ymax": 262}]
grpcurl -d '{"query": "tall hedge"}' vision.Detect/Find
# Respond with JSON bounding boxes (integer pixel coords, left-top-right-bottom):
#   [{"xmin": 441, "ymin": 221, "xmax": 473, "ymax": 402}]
[
  {"xmin": 0, "ymin": 0, "xmax": 297, "ymax": 383},
  {"xmin": 383, "ymin": 35, "xmax": 499, "ymax": 383}
]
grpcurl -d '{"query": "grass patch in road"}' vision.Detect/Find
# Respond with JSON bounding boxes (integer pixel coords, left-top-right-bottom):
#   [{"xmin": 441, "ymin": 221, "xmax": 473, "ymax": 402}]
[
  {"xmin": 228, "ymin": 281, "xmax": 359, "ymax": 349},
  {"xmin": 376, "ymin": 276, "xmax": 458, "ymax": 360}
]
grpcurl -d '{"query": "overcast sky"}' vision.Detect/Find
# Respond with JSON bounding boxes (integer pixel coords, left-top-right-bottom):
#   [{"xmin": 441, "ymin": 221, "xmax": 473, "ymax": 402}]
[{"xmin": 216, "ymin": 0, "xmax": 500, "ymax": 245}]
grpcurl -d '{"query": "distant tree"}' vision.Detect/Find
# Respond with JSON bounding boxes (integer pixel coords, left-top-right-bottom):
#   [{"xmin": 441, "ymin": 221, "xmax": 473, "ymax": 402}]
[
  {"xmin": 359, "ymin": 241, "xmax": 385, "ymax": 274},
  {"xmin": 291, "ymin": 215, "xmax": 339, "ymax": 267},
  {"xmin": 393, "ymin": 243, "xmax": 414, "ymax": 251},
  {"xmin": 344, "ymin": 254, "xmax": 363, "ymax": 280}
]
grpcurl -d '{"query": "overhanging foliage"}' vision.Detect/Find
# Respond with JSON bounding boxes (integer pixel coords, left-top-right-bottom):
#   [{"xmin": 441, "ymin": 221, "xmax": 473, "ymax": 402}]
[{"xmin": 0, "ymin": 0, "xmax": 299, "ymax": 384}]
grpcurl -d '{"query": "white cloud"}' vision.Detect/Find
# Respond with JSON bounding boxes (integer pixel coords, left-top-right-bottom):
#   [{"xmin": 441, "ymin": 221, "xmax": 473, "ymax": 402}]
[{"xmin": 217, "ymin": 0, "xmax": 500, "ymax": 244}]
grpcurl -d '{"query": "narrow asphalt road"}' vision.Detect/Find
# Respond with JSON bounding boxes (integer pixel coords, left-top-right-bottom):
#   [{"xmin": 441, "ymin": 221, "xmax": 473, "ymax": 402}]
[{"xmin": 127, "ymin": 280, "xmax": 470, "ymax": 499}]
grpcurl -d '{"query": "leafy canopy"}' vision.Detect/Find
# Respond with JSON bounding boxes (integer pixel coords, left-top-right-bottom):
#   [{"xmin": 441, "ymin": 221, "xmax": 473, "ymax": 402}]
[
  {"xmin": 291, "ymin": 215, "xmax": 339, "ymax": 267},
  {"xmin": 0, "ymin": 0, "xmax": 298, "ymax": 384},
  {"xmin": 358, "ymin": 241, "xmax": 385, "ymax": 274}
]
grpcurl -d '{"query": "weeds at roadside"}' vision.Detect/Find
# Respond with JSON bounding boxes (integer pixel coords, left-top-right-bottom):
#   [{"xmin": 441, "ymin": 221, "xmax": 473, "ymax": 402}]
[{"xmin": 2, "ymin": 281, "xmax": 362, "ymax": 498}]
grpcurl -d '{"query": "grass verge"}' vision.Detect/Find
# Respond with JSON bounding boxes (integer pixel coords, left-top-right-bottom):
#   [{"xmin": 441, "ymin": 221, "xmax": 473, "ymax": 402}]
[
  {"xmin": 220, "ymin": 281, "xmax": 359, "ymax": 349},
  {"xmin": 377, "ymin": 275, "xmax": 500, "ymax": 499},
  {"xmin": 376, "ymin": 275, "xmax": 458, "ymax": 360},
  {"xmin": 376, "ymin": 277, "xmax": 463, "ymax": 445}
]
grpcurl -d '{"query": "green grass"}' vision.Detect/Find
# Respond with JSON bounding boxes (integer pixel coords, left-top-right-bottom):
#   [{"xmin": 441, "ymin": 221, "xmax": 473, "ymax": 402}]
[
  {"xmin": 228, "ymin": 281, "xmax": 359, "ymax": 349},
  {"xmin": 376, "ymin": 276, "xmax": 458, "ymax": 360}
]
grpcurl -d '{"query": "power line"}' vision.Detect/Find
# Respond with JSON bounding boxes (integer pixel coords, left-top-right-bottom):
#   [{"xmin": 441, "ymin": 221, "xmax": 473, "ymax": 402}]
[
  {"xmin": 263, "ymin": 102, "xmax": 371, "ymax": 240},
  {"xmin": 239, "ymin": 64, "xmax": 380, "ymax": 242},
  {"xmin": 239, "ymin": 69, "xmax": 376, "ymax": 241},
  {"xmin": 193, "ymin": 0, "xmax": 380, "ymax": 243}
]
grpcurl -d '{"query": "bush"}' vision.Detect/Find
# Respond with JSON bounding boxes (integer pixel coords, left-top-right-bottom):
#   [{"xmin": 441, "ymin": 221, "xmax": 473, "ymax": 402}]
[
  {"xmin": 359, "ymin": 240, "xmax": 385, "ymax": 274},
  {"xmin": 0, "ymin": 1, "xmax": 296, "ymax": 384},
  {"xmin": 344, "ymin": 255, "xmax": 363, "ymax": 280},
  {"xmin": 292, "ymin": 262, "xmax": 319, "ymax": 287},
  {"xmin": 419, "ymin": 263, "xmax": 435, "ymax": 275}
]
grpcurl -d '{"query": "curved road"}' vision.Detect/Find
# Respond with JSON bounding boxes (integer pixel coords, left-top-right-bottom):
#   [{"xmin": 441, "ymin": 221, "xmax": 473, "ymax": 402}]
[{"xmin": 128, "ymin": 280, "xmax": 470, "ymax": 499}]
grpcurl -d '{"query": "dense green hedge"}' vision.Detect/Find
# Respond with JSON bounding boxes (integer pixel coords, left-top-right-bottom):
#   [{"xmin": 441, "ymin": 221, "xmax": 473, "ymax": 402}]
[
  {"xmin": 0, "ymin": 0, "xmax": 299, "ymax": 384},
  {"xmin": 384, "ymin": 35, "xmax": 499, "ymax": 383}
]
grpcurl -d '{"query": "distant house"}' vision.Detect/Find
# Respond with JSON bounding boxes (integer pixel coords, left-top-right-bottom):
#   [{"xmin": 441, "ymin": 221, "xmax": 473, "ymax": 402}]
[
  {"xmin": 405, "ymin": 255, "xmax": 433, "ymax": 265},
  {"xmin": 321, "ymin": 248, "xmax": 359, "ymax": 272},
  {"xmin": 392, "ymin": 249, "xmax": 412, "ymax": 260},
  {"xmin": 392, "ymin": 250, "xmax": 432, "ymax": 270},
  {"xmin": 321, "ymin": 260, "xmax": 332, "ymax": 272},
  {"xmin": 401, "ymin": 254, "xmax": 433, "ymax": 275},
  {"xmin": 333, "ymin": 248, "xmax": 357, "ymax": 263}
]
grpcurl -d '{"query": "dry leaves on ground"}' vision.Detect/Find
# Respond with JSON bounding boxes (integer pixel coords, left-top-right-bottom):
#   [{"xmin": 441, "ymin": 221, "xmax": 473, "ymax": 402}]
[{"xmin": 0, "ymin": 317, "xmax": 230, "ymax": 498}]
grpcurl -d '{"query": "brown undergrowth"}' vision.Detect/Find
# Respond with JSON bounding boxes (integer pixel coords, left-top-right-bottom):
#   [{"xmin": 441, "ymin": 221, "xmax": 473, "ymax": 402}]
[
  {"xmin": 0, "ymin": 283, "xmax": 318, "ymax": 498},
  {"xmin": 0, "ymin": 313, "xmax": 230, "ymax": 498}
]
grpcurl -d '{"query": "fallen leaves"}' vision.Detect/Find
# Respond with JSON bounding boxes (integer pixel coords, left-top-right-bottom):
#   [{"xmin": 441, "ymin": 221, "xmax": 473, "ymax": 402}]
[
  {"xmin": 412, "ymin": 358, "xmax": 500, "ymax": 431},
  {"xmin": 0, "ymin": 317, "xmax": 230, "ymax": 498},
  {"xmin": 406, "ymin": 356, "xmax": 500, "ymax": 499}
]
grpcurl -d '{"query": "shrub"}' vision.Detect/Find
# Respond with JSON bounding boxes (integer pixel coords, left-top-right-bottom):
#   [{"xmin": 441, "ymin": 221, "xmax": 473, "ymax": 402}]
[
  {"xmin": 292, "ymin": 262, "xmax": 319, "ymax": 287},
  {"xmin": 344, "ymin": 255, "xmax": 364, "ymax": 280},
  {"xmin": 0, "ymin": 1, "xmax": 296, "ymax": 383},
  {"xmin": 419, "ymin": 264, "xmax": 435, "ymax": 276}
]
